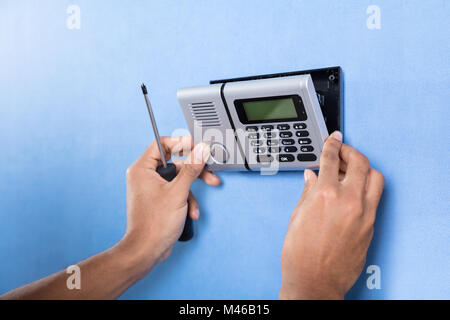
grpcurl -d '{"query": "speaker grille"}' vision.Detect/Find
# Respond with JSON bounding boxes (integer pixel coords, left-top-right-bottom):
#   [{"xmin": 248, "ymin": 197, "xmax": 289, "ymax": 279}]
[{"xmin": 189, "ymin": 102, "xmax": 221, "ymax": 127}]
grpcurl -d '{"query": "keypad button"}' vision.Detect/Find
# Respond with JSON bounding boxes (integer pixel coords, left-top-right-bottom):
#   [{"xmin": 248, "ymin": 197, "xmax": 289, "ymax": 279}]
[
  {"xmin": 260, "ymin": 125, "xmax": 274, "ymax": 131},
  {"xmin": 279, "ymin": 131, "xmax": 292, "ymax": 138},
  {"xmin": 248, "ymin": 132, "xmax": 259, "ymax": 139},
  {"xmin": 267, "ymin": 140, "xmax": 279, "ymax": 146},
  {"xmin": 298, "ymin": 138, "xmax": 312, "ymax": 145},
  {"xmin": 281, "ymin": 139, "xmax": 295, "ymax": 145},
  {"xmin": 293, "ymin": 123, "xmax": 307, "ymax": 130},
  {"xmin": 284, "ymin": 146, "xmax": 298, "ymax": 153},
  {"xmin": 268, "ymin": 147, "xmax": 280, "ymax": 153},
  {"xmin": 254, "ymin": 147, "xmax": 265, "ymax": 154},
  {"xmin": 277, "ymin": 124, "xmax": 290, "ymax": 130},
  {"xmin": 278, "ymin": 154, "xmax": 295, "ymax": 162},
  {"xmin": 251, "ymin": 140, "xmax": 263, "ymax": 146},
  {"xmin": 257, "ymin": 155, "xmax": 274, "ymax": 163},
  {"xmin": 300, "ymin": 146, "xmax": 314, "ymax": 152},
  {"xmin": 246, "ymin": 126, "xmax": 258, "ymax": 132},
  {"xmin": 264, "ymin": 131, "xmax": 277, "ymax": 138},
  {"xmin": 297, "ymin": 154, "xmax": 317, "ymax": 161},
  {"xmin": 295, "ymin": 130, "xmax": 309, "ymax": 137}
]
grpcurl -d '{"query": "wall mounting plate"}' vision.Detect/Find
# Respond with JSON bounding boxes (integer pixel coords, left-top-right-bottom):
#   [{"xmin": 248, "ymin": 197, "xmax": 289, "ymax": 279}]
[{"xmin": 210, "ymin": 66, "xmax": 343, "ymax": 134}]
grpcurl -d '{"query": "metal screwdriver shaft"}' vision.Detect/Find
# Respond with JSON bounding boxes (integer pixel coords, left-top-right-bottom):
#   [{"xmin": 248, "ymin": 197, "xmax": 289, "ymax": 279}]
[
  {"xmin": 141, "ymin": 83, "xmax": 167, "ymax": 168},
  {"xmin": 140, "ymin": 83, "xmax": 194, "ymax": 242}
]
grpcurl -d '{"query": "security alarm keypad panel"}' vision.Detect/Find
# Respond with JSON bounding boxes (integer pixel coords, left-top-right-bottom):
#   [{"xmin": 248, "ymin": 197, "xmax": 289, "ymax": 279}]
[{"xmin": 177, "ymin": 67, "xmax": 342, "ymax": 171}]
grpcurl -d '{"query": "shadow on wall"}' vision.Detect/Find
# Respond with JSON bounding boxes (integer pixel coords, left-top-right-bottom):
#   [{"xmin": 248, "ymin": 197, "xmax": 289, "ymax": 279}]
[{"xmin": 346, "ymin": 181, "xmax": 391, "ymax": 300}]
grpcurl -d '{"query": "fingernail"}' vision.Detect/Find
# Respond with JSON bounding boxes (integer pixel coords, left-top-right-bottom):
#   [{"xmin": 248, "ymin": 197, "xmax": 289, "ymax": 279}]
[
  {"xmin": 304, "ymin": 169, "xmax": 311, "ymax": 182},
  {"xmin": 194, "ymin": 208, "xmax": 200, "ymax": 219},
  {"xmin": 330, "ymin": 131, "xmax": 343, "ymax": 142},
  {"xmin": 193, "ymin": 143, "xmax": 210, "ymax": 163}
]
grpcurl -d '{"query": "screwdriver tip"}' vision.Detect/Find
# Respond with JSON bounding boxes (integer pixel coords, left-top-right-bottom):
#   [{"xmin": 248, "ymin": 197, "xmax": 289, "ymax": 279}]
[{"xmin": 141, "ymin": 83, "xmax": 148, "ymax": 95}]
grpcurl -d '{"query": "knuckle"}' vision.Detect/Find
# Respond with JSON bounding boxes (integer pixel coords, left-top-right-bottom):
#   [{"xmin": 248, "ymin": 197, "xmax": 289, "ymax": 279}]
[
  {"xmin": 351, "ymin": 151, "xmax": 369, "ymax": 168},
  {"xmin": 126, "ymin": 166, "xmax": 135, "ymax": 179},
  {"xmin": 149, "ymin": 140, "xmax": 158, "ymax": 148},
  {"xmin": 321, "ymin": 149, "xmax": 338, "ymax": 162},
  {"xmin": 318, "ymin": 185, "xmax": 339, "ymax": 201},
  {"xmin": 360, "ymin": 222, "xmax": 375, "ymax": 242},
  {"xmin": 325, "ymin": 137, "xmax": 340, "ymax": 149},
  {"xmin": 344, "ymin": 196, "xmax": 364, "ymax": 216},
  {"xmin": 373, "ymin": 169, "xmax": 385, "ymax": 185},
  {"xmin": 366, "ymin": 211, "xmax": 377, "ymax": 227},
  {"xmin": 360, "ymin": 155, "xmax": 370, "ymax": 169},
  {"xmin": 183, "ymin": 164, "xmax": 199, "ymax": 178}
]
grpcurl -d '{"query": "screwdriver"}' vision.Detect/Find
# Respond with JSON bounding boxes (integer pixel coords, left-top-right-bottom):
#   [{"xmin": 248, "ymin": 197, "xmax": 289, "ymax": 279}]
[{"xmin": 141, "ymin": 83, "xmax": 194, "ymax": 242}]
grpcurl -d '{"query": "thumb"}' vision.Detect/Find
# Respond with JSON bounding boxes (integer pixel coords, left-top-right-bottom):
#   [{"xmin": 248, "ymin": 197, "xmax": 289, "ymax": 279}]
[
  {"xmin": 290, "ymin": 169, "xmax": 318, "ymax": 223},
  {"xmin": 297, "ymin": 169, "xmax": 318, "ymax": 205},
  {"xmin": 172, "ymin": 142, "xmax": 210, "ymax": 194},
  {"xmin": 303, "ymin": 169, "xmax": 318, "ymax": 193}
]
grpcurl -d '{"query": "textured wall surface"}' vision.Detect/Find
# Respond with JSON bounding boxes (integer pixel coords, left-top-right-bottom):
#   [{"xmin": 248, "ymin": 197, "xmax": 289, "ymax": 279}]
[{"xmin": 0, "ymin": 0, "xmax": 449, "ymax": 299}]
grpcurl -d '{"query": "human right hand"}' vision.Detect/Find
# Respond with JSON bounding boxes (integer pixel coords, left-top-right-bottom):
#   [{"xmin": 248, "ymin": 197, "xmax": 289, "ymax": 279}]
[{"xmin": 280, "ymin": 131, "xmax": 385, "ymax": 299}]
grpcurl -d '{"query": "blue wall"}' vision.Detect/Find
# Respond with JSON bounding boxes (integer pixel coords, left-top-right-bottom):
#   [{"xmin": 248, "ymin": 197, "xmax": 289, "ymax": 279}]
[{"xmin": 0, "ymin": 0, "xmax": 448, "ymax": 299}]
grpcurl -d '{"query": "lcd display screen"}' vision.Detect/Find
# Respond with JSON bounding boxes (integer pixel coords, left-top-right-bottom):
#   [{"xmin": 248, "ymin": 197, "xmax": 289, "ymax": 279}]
[{"xmin": 242, "ymin": 98, "xmax": 298, "ymax": 121}]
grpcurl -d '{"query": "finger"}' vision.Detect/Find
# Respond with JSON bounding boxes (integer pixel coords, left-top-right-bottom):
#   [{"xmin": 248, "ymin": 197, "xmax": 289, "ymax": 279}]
[
  {"xmin": 135, "ymin": 136, "xmax": 194, "ymax": 170},
  {"xmin": 318, "ymin": 131, "xmax": 343, "ymax": 184},
  {"xmin": 340, "ymin": 160, "xmax": 347, "ymax": 173},
  {"xmin": 297, "ymin": 169, "xmax": 318, "ymax": 206},
  {"xmin": 172, "ymin": 158, "xmax": 185, "ymax": 174},
  {"xmin": 365, "ymin": 168, "xmax": 385, "ymax": 213},
  {"xmin": 199, "ymin": 170, "xmax": 221, "ymax": 186},
  {"xmin": 172, "ymin": 159, "xmax": 221, "ymax": 186},
  {"xmin": 303, "ymin": 169, "xmax": 318, "ymax": 194},
  {"xmin": 338, "ymin": 159, "xmax": 347, "ymax": 181},
  {"xmin": 340, "ymin": 144, "xmax": 370, "ymax": 190},
  {"xmin": 172, "ymin": 142, "xmax": 211, "ymax": 194},
  {"xmin": 188, "ymin": 191, "xmax": 200, "ymax": 220}
]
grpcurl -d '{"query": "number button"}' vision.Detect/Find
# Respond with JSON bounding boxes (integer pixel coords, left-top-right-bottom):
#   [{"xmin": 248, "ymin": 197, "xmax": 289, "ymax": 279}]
[
  {"xmin": 284, "ymin": 146, "xmax": 298, "ymax": 153},
  {"xmin": 257, "ymin": 155, "xmax": 274, "ymax": 163},
  {"xmin": 300, "ymin": 146, "xmax": 314, "ymax": 152},
  {"xmin": 279, "ymin": 131, "xmax": 292, "ymax": 138},
  {"xmin": 295, "ymin": 130, "xmax": 309, "ymax": 137},
  {"xmin": 264, "ymin": 131, "xmax": 277, "ymax": 138},
  {"xmin": 281, "ymin": 139, "xmax": 295, "ymax": 145},
  {"xmin": 260, "ymin": 125, "xmax": 274, "ymax": 131},
  {"xmin": 277, "ymin": 124, "xmax": 290, "ymax": 130},
  {"xmin": 251, "ymin": 140, "xmax": 263, "ymax": 146},
  {"xmin": 293, "ymin": 123, "xmax": 307, "ymax": 130},
  {"xmin": 298, "ymin": 138, "xmax": 312, "ymax": 145},
  {"xmin": 254, "ymin": 147, "xmax": 265, "ymax": 154},
  {"xmin": 268, "ymin": 147, "xmax": 280, "ymax": 153}
]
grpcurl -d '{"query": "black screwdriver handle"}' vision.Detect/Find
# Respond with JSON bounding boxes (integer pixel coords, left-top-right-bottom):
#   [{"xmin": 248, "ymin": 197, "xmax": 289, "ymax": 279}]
[{"xmin": 156, "ymin": 163, "xmax": 194, "ymax": 242}]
